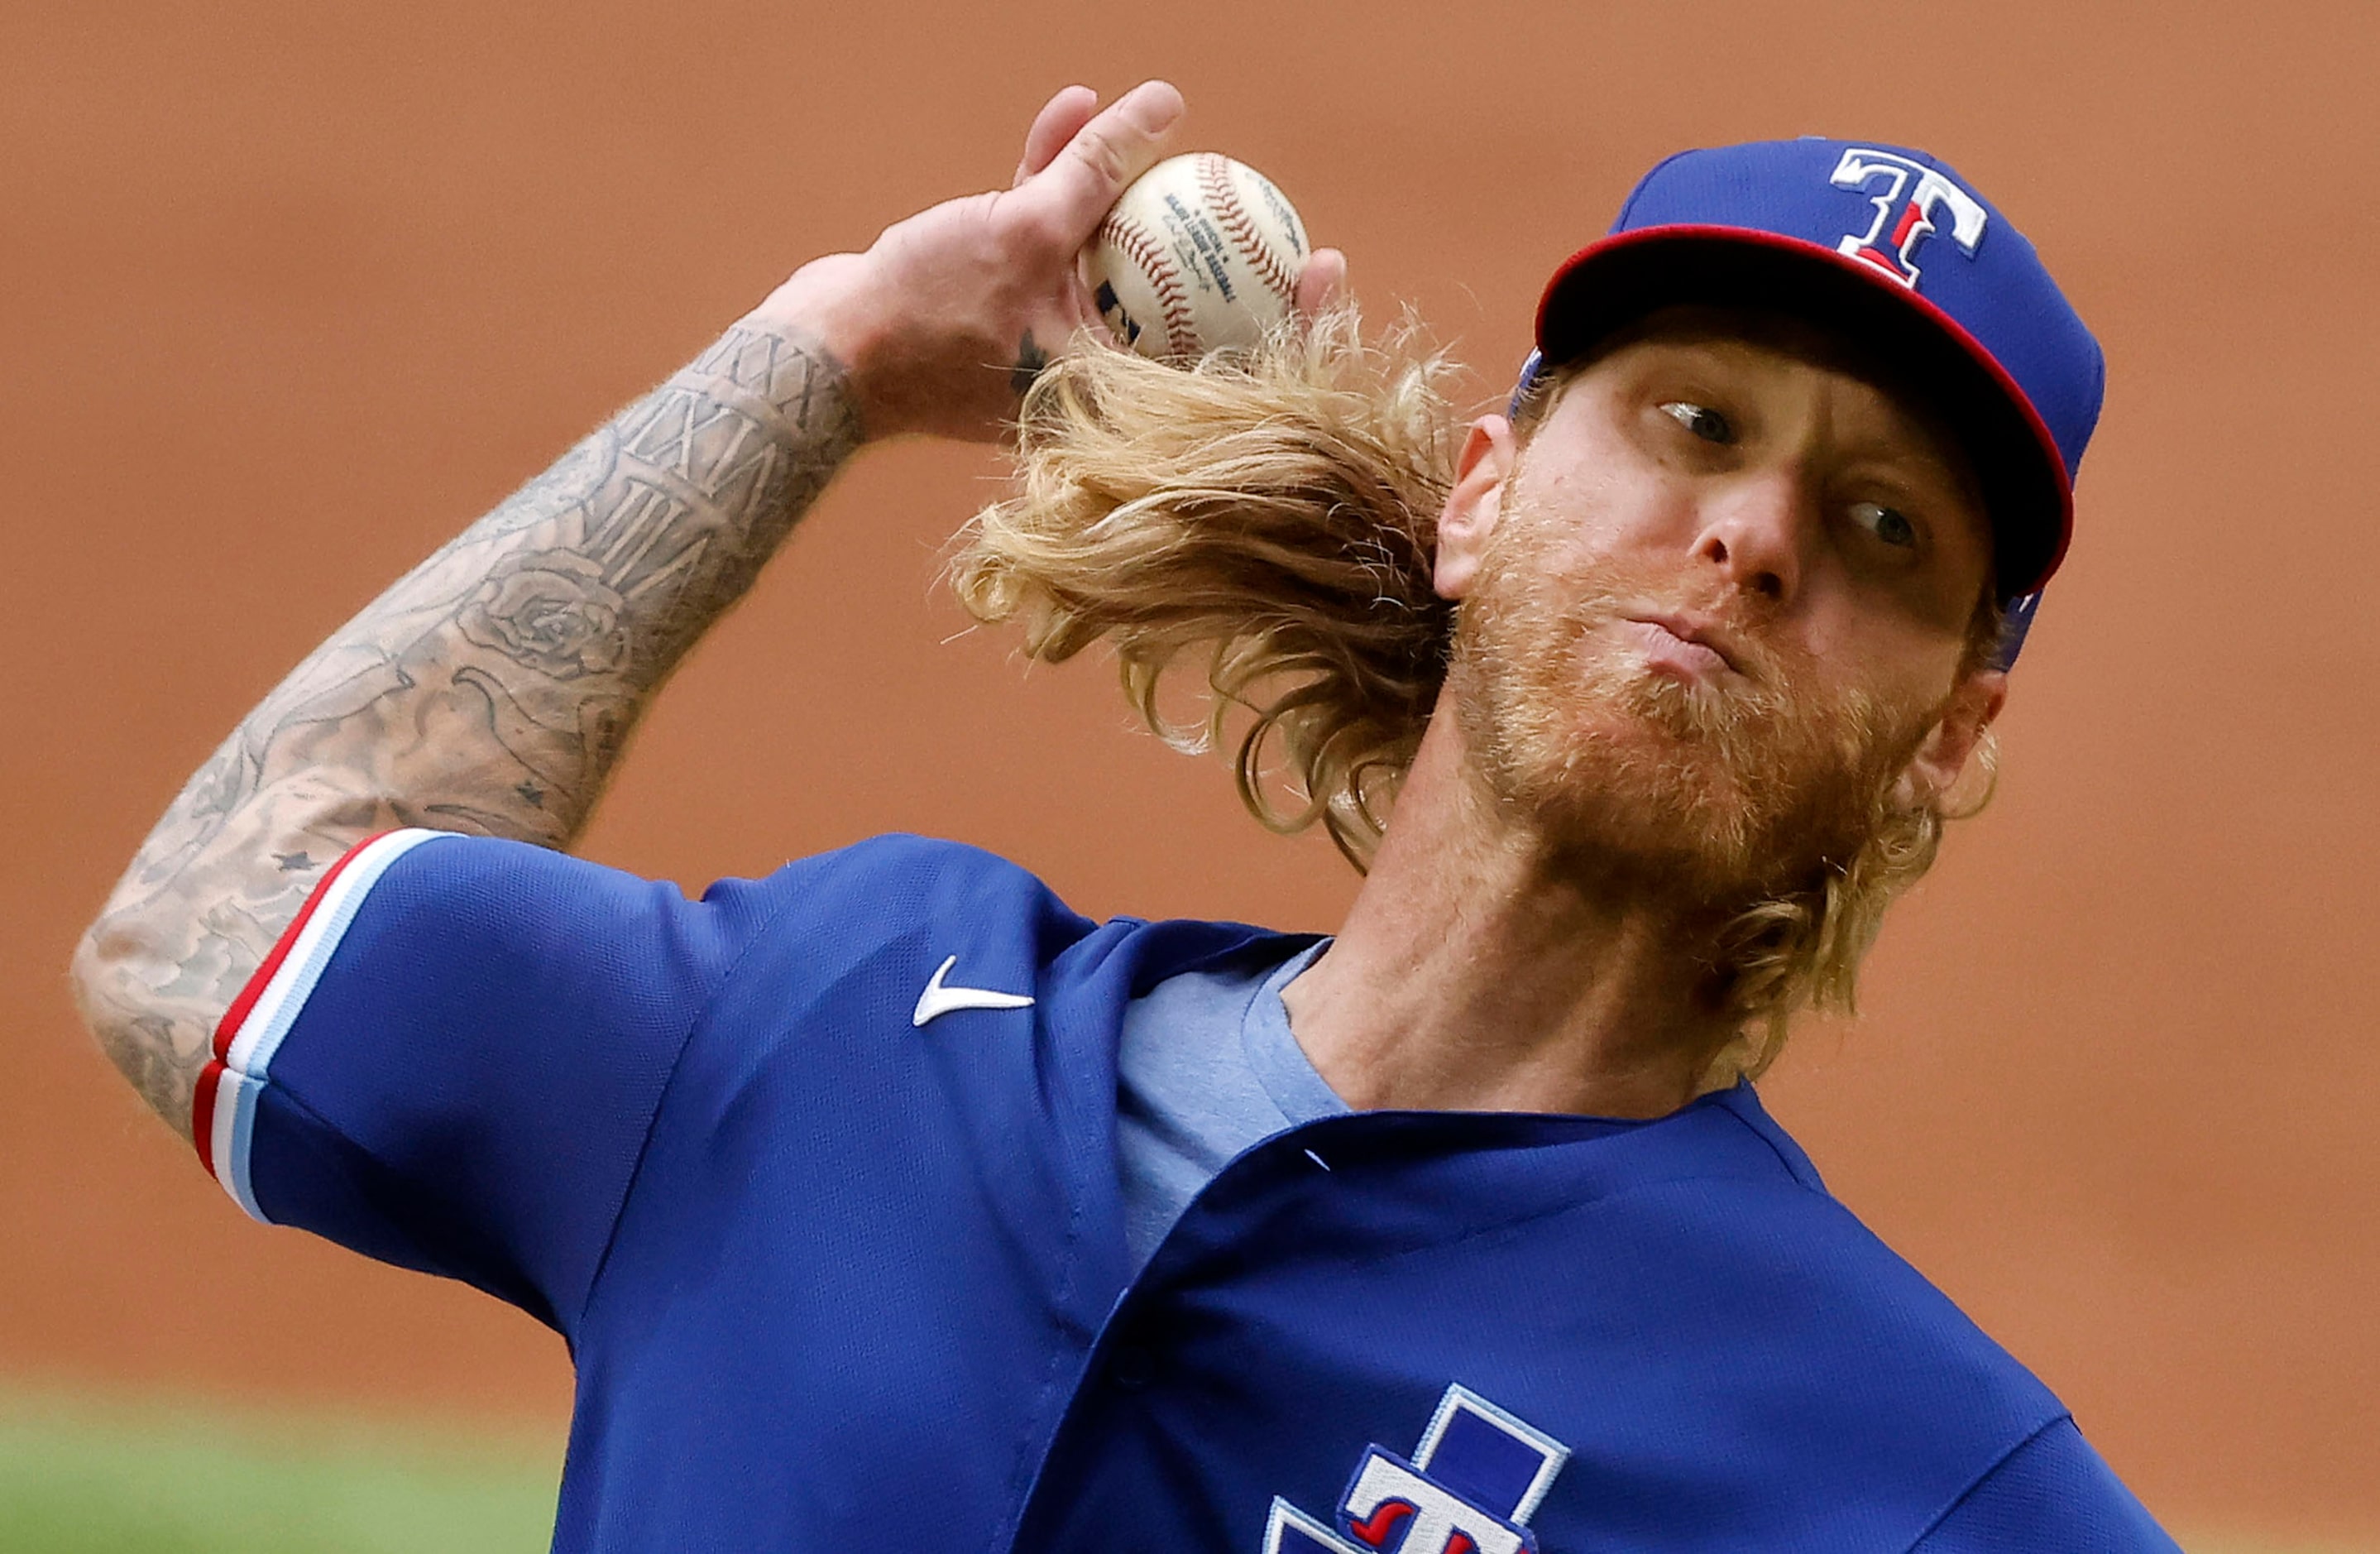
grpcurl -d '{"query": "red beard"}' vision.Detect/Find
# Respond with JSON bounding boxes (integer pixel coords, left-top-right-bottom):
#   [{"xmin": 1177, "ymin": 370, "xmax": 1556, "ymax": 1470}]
[{"xmin": 1447, "ymin": 506, "xmax": 1938, "ymax": 903}]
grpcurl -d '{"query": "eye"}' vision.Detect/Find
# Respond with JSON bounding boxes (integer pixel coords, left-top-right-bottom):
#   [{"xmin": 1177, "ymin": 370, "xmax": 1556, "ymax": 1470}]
[
  {"xmin": 1849, "ymin": 499, "xmax": 1919, "ymax": 549},
  {"xmin": 1657, "ymin": 400, "xmax": 1733, "ymax": 444}
]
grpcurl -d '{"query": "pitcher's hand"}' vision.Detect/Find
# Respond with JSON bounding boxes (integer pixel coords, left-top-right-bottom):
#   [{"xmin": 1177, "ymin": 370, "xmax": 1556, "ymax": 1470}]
[{"xmin": 750, "ymin": 82, "xmax": 1347, "ymax": 444}]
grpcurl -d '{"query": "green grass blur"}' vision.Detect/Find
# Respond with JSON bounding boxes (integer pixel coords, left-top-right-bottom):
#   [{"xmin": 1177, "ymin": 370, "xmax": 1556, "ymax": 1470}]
[
  {"xmin": 0, "ymin": 1387, "xmax": 559, "ymax": 1553},
  {"xmin": 0, "ymin": 1384, "xmax": 2370, "ymax": 1552}
]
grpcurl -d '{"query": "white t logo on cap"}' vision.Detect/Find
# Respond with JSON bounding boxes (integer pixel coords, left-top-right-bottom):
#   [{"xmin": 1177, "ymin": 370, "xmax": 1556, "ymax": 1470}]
[{"xmin": 1829, "ymin": 148, "xmax": 1989, "ymax": 290}]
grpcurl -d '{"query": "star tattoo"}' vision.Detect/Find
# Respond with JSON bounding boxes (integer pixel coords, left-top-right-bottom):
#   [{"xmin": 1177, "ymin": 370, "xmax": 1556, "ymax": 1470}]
[{"xmin": 1011, "ymin": 330, "xmax": 1051, "ymax": 399}]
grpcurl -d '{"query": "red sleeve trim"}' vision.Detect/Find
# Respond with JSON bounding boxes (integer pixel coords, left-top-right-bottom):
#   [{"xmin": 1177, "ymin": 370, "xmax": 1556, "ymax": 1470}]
[
  {"xmin": 192, "ymin": 1058, "xmax": 229, "ymax": 1178},
  {"xmin": 194, "ymin": 830, "xmax": 394, "ymax": 1169},
  {"xmin": 209, "ymin": 832, "xmax": 393, "ymax": 1065}
]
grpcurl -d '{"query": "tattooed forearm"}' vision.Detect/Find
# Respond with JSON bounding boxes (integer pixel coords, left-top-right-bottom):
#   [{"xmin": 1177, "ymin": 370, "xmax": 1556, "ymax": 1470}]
[{"xmin": 73, "ymin": 319, "xmax": 861, "ymax": 1136}]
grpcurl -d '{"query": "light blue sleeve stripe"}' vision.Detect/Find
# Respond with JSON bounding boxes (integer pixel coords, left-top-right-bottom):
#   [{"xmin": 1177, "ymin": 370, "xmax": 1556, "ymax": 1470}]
[
  {"xmin": 235, "ymin": 829, "xmax": 454, "ymax": 1083},
  {"xmin": 218, "ymin": 827, "xmax": 459, "ymax": 1223},
  {"xmin": 223, "ymin": 1072, "xmax": 270, "ymax": 1223}
]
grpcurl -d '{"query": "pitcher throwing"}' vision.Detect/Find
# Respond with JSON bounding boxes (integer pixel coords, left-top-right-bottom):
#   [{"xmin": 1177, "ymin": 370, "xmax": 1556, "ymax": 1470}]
[{"xmin": 75, "ymin": 81, "xmax": 2178, "ymax": 1551}]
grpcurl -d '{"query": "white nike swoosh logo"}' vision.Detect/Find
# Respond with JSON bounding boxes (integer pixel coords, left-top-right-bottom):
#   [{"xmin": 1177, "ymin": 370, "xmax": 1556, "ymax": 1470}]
[{"xmin": 912, "ymin": 954, "xmax": 1036, "ymax": 1027}]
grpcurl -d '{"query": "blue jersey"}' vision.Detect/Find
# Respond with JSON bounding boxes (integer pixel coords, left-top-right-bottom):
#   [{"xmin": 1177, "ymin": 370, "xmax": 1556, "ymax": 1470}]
[{"xmin": 195, "ymin": 828, "xmax": 2177, "ymax": 1552}]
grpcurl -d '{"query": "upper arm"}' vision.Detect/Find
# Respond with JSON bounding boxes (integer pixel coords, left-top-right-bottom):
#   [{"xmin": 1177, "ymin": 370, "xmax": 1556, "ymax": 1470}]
[
  {"xmin": 1913, "ymin": 1417, "xmax": 2181, "ymax": 1553},
  {"xmin": 194, "ymin": 829, "xmax": 777, "ymax": 1329}
]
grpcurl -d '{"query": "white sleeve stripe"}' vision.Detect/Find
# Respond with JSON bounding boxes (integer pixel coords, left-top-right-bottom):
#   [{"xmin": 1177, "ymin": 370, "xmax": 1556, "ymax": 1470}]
[
  {"xmin": 222, "ymin": 829, "xmax": 450, "ymax": 1077},
  {"xmin": 213, "ymin": 827, "xmax": 455, "ymax": 1221}
]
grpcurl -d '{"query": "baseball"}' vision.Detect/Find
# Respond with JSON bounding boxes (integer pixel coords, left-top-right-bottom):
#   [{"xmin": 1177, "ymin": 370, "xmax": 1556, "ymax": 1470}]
[{"xmin": 1085, "ymin": 152, "xmax": 1310, "ymax": 362}]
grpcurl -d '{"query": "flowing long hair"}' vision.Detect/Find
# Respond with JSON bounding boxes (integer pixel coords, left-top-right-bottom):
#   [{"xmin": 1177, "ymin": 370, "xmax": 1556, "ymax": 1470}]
[{"xmin": 948, "ymin": 309, "xmax": 1996, "ymax": 1080}]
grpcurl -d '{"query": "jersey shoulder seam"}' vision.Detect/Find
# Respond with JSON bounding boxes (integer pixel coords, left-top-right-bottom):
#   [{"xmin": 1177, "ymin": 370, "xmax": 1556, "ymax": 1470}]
[
  {"xmin": 1900, "ymin": 1410, "xmax": 2076, "ymax": 1552},
  {"xmin": 568, "ymin": 871, "xmax": 816, "ymax": 1334},
  {"xmin": 1712, "ymin": 1093, "xmax": 1833, "ymax": 1196}
]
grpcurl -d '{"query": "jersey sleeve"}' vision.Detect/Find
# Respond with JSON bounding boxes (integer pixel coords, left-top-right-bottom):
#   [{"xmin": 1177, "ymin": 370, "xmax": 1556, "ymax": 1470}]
[
  {"xmin": 1912, "ymin": 1417, "xmax": 2181, "ymax": 1552},
  {"xmin": 194, "ymin": 828, "xmax": 782, "ymax": 1332}
]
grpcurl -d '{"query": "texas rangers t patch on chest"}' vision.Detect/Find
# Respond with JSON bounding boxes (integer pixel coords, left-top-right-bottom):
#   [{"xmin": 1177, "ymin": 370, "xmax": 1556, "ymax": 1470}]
[{"xmin": 1263, "ymin": 1385, "xmax": 1570, "ymax": 1554}]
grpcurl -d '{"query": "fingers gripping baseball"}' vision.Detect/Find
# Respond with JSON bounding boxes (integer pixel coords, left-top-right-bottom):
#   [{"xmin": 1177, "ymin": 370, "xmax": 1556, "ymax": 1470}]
[
  {"xmin": 1296, "ymin": 248, "xmax": 1348, "ymax": 317},
  {"xmin": 749, "ymin": 82, "xmax": 1185, "ymax": 445},
  {"xmin": 749, "ymin": 81, "xmax": 1342, "ymax": 444},
  {"xmin": 1015, "ymin": 85, "xmax": 1100, "ymax": 187},
  {"xmin": 1011, "ymin": 81, "xmax": 1184, "ymax": 240}
]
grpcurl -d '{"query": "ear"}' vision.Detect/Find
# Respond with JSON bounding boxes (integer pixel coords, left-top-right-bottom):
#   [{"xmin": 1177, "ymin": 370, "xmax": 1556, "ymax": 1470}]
[
  {"xmin": 1433, "ymin": 415, "xmax": 1519, "ymax": 602},
  {"xmin": 1893, "ymin": 667, "xmax": 2009, "ymax": 812}
]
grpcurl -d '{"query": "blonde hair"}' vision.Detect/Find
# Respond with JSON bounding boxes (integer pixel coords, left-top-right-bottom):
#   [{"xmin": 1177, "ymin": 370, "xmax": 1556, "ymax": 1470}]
[
  {"xmin": 1704, "ymin": 734, "xmax": 1994, "ymax": 1082},
  {"xmin": 949, "ymin": 308, "xmax": 1996, "ymax": 1078}
]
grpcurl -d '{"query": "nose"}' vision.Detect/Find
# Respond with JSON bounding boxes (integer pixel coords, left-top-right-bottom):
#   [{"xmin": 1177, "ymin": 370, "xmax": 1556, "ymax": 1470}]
[{"xmin": 1689, "ymin": 470, "xmax": 1811, "ymax": 605}]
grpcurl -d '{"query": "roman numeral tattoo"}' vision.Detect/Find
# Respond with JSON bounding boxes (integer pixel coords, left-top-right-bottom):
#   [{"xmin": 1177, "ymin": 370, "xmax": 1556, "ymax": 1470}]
[{"xmin": 73, "ymin": 320, "xmax": 861, "ymax": 1137}]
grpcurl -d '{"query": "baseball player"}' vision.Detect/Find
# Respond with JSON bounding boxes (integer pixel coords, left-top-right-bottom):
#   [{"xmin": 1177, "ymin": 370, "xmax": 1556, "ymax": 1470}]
[{"xmin": 75, "ymin": 81, "xmax": 2179, "ymax": 1551}]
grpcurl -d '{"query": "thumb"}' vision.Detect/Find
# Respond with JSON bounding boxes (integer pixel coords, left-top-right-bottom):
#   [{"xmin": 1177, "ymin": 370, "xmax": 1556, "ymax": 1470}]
[{"xmin": 1016, "ymin": 80, "xmax": 1183, "ymax": 245}]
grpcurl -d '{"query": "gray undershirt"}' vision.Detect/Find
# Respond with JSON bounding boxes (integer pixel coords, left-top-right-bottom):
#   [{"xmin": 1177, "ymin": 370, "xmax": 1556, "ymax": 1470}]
[{"xmin": 1116, "ymin": 938, "xmax": 1348, "ymax": 1273}]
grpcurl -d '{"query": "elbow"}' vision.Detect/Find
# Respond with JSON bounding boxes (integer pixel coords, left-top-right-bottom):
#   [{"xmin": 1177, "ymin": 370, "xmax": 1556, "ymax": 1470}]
[
  {"xmin": 67, "ymin": 920, "xmax": 118, "ymax": 1045},
  {"xmin": 69, "ymin": 915, "xmax": 201, "ymax": 1144},
  {"xmin": 68, "ymin": 918, "xmax": 138, "ymax": 1069}
]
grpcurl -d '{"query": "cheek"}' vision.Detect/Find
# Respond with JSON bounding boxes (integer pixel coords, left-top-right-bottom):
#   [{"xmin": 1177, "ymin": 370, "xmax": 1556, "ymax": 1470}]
[
  {"xmin": 1772, "ymin": 555, "xmax": 1967, "ymax": 693},
  {"xmin": 1492, "ymin": 490, "xmax": 1656, "ymax": 611},
  {"xmin": 1899, "ymin": 566, "xmax": 1990, "ymax": 642},
  {"xmin": 1549, "ymin": 472, "xmax": 1678, "ymax": 560},
  {"xmin": 1512, "ymin": 416, "xmax": 1688, "ymax": 552},
  {"xmin": 1816, "ymin": 616, "xmax": 1966, "ymax": 728}
]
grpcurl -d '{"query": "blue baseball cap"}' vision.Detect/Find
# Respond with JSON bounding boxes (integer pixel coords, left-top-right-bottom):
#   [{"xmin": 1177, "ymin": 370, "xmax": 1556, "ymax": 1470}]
[{"xmin": 1513, "ymin": 138, "xmax": 2105, "ymax": 668}]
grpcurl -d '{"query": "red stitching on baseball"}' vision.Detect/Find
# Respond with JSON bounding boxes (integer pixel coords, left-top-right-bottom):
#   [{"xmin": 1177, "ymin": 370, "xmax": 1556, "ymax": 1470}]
[
  {"xmin": 1100, "ymin": 213, "xmax": 1200, "ymax": 359},
  {"xmin": 1198, "ymin": 152, "xmax": 1298, "ymax": 305}
]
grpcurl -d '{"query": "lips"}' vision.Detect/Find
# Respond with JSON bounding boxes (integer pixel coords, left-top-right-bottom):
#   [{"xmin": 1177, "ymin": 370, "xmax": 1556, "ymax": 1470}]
[{"xmin": 1621, "ymin": 612, "xmax": 1742, "ymax": 679}]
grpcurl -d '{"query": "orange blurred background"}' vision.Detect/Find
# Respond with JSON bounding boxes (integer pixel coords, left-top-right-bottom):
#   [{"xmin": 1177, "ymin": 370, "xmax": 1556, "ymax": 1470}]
[{"xmin": 3, "ymin": 0, "xmax": 2375, "ymax": 1543}]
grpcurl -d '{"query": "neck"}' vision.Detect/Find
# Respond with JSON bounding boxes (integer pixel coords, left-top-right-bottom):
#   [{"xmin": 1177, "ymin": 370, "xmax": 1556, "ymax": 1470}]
[{"xmin": 1284, "ymin": 706, "xmax": 1746, "ymax": 1119}]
